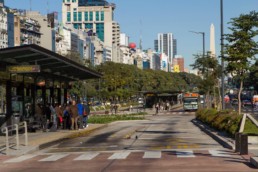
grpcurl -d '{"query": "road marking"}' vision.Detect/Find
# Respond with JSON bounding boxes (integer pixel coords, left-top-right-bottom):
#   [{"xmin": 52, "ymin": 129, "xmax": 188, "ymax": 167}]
[
  {"xmin": 143, "ymin": 151, "xmax": 161, "ymax": 159},
  {"xmin": 74, "ymin": 152, "xmax": 99, "ymax": 160},
  {"xmin": 108, "ymin": 152, "xmax": 130, "ymax": 159},
  {"xmin": 209, "ymin": 150, "xmax": 231, "ymax": 157},
  {"xmin": 176, "ymin": 150, "xmax": 195, "ymax": 158},
  {"xmin": 4, "ymin": 154, "xmax": 38, "ymax": 163},
  {"xmin": 39, "ymin": 154, "xmax": 69, "ymax": 162}
]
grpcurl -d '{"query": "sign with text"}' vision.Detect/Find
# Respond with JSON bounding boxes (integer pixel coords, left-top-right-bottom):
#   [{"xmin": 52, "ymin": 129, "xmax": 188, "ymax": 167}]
[{"xmin": 8, "ymin": 65, "xmax": 40, "ymax": 73}]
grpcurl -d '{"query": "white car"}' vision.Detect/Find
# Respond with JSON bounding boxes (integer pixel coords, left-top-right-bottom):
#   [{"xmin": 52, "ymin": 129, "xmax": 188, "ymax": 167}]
[{"xmin": 138, "ymin": 98, "xmax": 144, "ymax": 104}]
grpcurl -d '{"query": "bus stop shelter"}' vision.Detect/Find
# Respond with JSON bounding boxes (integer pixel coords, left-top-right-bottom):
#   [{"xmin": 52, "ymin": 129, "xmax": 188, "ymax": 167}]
[{"xmin": 0, "ymin": 44, "xmax": 102, "ymax": 126}]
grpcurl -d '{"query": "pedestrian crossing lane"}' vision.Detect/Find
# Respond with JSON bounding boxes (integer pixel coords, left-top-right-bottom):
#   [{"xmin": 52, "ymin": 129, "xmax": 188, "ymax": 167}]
[
  {"xmin": 143, "ymin": 151, "xmax": 161, "ymax": 159},
  {"xmin": 108, "ymin": 151, "xmax": 130, "ymax": 159},
  {"xmin": 39, "ymin": 154, "xmax": 69, "ymax": 162},
  {"xmin": 74, "ymin": 152, "xmax": 99, "ymax": 161},
  {"xmin": 3, "ymin": 150, "xmax": 234, "ymax": 163},
  {"xmin": 209, "ymin": 150, "xmax": 231, "ymax": 157},
  {"xmin": 4, "ymin": 154, "xmax": 38, "ymax": 163},
  {"xmin": 176, "ymin": 150, "xmax": 195, "ymax": 158}
]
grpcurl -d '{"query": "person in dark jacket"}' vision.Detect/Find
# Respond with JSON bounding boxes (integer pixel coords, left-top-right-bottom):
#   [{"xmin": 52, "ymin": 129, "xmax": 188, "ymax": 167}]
[
  {"xmin": 70, "ymin": 100, "xmax": 79, "ymax": 130},
  {"xmin": 83, "ymin": 101, "xmax": 90, "ymax": 128}
]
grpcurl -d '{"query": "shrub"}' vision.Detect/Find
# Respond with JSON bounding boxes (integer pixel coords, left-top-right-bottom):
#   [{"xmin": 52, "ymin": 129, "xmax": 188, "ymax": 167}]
[{"xmin": 196, "ymin": 108, "xmax": 242, "ymax": 137}]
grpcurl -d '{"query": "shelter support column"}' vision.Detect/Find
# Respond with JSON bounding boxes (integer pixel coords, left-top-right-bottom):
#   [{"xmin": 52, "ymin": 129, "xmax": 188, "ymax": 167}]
[
  {"xmin": 6, "ymin": 80, "xmax": 12, "ymax": 126},
  {"xmin": 17, "ymin": 78, "xmax": 25, "ymax": 118},
  {"xmin": 64, "ymin": 87, "xmax": 67, "ymax": 105},
  {"xmin": 57, "ymin": 87, "xmax": 61, "ymax": 105},
  {"xmin": 42, "ymin": 85, "xmax": 46, "ymax": 105}
]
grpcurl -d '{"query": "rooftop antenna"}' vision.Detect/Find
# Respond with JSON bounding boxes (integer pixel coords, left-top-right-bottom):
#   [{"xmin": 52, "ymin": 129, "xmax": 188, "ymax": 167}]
[
  {"xmin": 47, "ymin": 0, "xmax": 49, "ymax": 14},
  {"xmin": 139, "ymin": 19, "xmax": 142, "ymax": 50}
]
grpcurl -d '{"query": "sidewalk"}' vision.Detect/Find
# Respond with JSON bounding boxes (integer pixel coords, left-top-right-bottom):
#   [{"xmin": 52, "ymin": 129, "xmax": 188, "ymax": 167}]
[
  {"xmin": 0, "ymin": 123, "xmax": 106, "ymax": 156},
  {"xmin": 0, "ymin": 104, "xmax": 182, "ymax": 156}
]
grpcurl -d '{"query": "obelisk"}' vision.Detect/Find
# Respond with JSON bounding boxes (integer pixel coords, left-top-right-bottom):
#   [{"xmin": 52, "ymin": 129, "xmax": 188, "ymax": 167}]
[{"xmin": 210, "ymin": 23, "xmax": 216, "ymax": 58}]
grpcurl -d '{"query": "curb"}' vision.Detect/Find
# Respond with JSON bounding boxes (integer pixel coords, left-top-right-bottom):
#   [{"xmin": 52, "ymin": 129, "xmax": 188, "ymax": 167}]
[
  {"xmin": 192, "ymin": 119, "xmax": 234, "ymax": 150},
  {"xmin": 251, "ymin": 157, "xmax": 258, "ymax": 168}
]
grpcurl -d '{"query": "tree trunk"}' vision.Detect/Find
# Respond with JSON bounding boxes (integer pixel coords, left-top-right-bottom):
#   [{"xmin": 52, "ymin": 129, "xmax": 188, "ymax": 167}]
[
  {"xmin": 238, "ymin": 80, "xmax": 243, "ymax": 115},
  {"xmin": 217, "ymin": 80, "xmax": 222, "ymax": 111}
]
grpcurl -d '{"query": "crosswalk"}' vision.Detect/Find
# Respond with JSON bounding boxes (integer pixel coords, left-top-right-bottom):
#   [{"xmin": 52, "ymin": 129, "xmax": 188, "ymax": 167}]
[
  {"xmin": 159, "ymin": 111, "xmax": 195, "ymax": 115},
  {"xmin": 2, "ymin": 150, "xmax": 233, "ymax": 163}
]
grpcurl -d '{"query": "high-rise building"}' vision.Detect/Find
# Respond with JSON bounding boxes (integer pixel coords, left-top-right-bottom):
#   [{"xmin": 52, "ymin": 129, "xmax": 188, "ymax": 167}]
[
  {"xmin": 154, "ymin": 39, "xmax": 158, "ymax": 52},
  {"xmin": 157, "ymin": 33, "xmax": 177, "ymax": 65},
  {"xmin": 62, "ymin": 0, "xmax": 120, "ymax": 62},
  {"xmin": 0, "ymin": 0, "xmax": 4, "ymax": 6},
  {"xmin": 0, "ymin": 5, "xmax": 8, "ymax": 49},
  {"xmin": 173, "ymin": 55, "xmax": 184, "ymax": 72},
  {"xmin": 120, "ymin": 33, "xmax": 129, "ymax": 46},
  {"xmin": 26, "ymin": 11, "xmax": 53, "ymax": 51}
]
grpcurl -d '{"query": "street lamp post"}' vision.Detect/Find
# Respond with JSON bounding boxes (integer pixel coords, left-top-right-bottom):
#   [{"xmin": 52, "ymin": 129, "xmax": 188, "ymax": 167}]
[
  {"xmin": 221, "ymin": 0, "xmax": 225, "ymax": 109},
  {"xmin": 190, "ymin": 31, "xmax": 205, "ymax": 58}
]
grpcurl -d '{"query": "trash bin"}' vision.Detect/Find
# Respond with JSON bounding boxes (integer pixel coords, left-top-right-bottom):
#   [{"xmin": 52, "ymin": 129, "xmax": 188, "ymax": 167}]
[
  {"xmin": 0, "ymin": 113, "xmax": 6, "ymax": 128},
  {"xmin": 12, "ymin": 112, "xmax": 20, "ymax": 125}
]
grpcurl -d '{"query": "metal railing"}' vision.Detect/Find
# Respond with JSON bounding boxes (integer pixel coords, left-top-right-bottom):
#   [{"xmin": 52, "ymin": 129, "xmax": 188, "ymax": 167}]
[{"xmin": 1, "ymin": 121, "xmax": 28, "ymax": 155}]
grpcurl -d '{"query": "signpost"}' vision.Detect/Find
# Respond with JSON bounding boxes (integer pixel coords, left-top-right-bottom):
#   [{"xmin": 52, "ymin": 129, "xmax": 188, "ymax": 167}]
[{"xmin": 7, "ymin": 65, "xmax": 40, "ymax": 73}]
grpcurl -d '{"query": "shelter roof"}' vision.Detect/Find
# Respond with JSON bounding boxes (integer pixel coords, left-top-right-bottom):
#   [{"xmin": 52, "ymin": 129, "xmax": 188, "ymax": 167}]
[{"xmin": 0, "ymin": 44, "xmax": 102, "ymax": 81}]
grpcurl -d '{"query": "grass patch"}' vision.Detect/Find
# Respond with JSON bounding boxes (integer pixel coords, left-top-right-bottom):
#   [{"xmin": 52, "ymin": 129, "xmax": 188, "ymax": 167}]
[
  {"xmin": 243, "ymin": 119, "xmax": 258, "ymax": 136},
  {"xmin": 88, "ymin": 113, "xmax": 145, "ymax": 124}
]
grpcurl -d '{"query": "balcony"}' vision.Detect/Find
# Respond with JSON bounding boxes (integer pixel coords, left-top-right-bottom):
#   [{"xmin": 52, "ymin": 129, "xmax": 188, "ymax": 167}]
[{"xmin": 0, "ymin": 28, "xmax": 7, "ymax": 34}]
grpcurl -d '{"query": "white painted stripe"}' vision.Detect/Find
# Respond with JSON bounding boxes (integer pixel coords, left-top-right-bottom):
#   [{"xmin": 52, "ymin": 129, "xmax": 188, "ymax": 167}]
[
  {"xmin": 176, "ymin": 150, "xmax": 195, "ymax": 158},
  {"xmin": 4, "ymin": 154, "xmax": 38, "ymax": 163},
  {"xmin": 74, "ymin": 152, "xmax": 99, "ymax": 160},
  {"xmin": 39, "ymin": 154, "xmax": 69, "ymax": 162},
  {"xmin": 143, "ymin": 151, "xmax": 161, "ymax": 159},
  {"xmin": 209, "ymin": 150, "xmax": 231, "ymax": 157},
  {"xmin": 108, "ymin": 152, "xmax": 130, "ymax": 160}
]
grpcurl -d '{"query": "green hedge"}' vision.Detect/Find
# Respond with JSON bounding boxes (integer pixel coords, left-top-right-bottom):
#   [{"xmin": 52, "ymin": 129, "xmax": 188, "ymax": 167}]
[{"xmin": 195, "ymin": 109, "xmax": 258, "ymax": 136}]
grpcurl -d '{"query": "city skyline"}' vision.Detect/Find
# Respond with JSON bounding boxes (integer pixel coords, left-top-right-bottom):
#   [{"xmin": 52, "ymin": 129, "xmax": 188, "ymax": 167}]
[{"xmin": 4, "ymin": 0, "xmax": 258, "ymax": 69}]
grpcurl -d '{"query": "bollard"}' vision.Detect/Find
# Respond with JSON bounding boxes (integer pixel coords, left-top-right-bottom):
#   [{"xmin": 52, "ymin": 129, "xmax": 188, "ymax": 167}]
[
  {"xmin": 235, "ymin": 132, "xmax": 241, "ymax": 152},
  {"xmin": 15, "ymin": 124, "xmax": 19, "ymax": 150},
  {"xmin": 24, "ymin": 121, "xmax": 28, "ymax": 146},
  {"xmin": 5, "ymin": 127, "xmax": 9, "ymax": 155},
  {"xmin": 240, "ymin": 134, "xmax": 248, "ymax": 155}
]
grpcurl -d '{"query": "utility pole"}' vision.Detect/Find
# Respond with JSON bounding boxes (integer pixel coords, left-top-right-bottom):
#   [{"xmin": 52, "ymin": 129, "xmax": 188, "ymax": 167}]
[{"xmin": 221, "ymin": 0, "xmax": 225, "ymax": 110}]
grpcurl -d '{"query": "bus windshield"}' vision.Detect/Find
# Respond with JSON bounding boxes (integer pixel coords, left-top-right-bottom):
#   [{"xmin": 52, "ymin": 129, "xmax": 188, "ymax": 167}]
[{"xmin": 183, "ymin": 98, "xmax": 198, "ymax": 104}]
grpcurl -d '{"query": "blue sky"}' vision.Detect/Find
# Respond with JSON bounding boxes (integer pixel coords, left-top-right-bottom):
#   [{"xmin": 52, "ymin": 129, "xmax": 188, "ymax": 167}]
[{"xmin": 4, "ymin": 0, "xmax": 258, "ymax": 69}]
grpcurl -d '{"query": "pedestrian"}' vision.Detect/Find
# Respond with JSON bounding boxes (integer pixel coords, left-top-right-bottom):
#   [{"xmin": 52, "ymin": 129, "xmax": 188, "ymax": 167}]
[
  {"xmin": 63, "ymin": 104, "xmax": 71, "ymax": 130},
  {"xmin": 83, "ymin": 101, "xmax": 91, "ymax": 128},
  {"xmin": 70, "ymin": 100, "xmax": 79, "ymax": 130},
  {"xmin": 55, "ymin": 103, "xmax": 63, "ymax": 129},
  {"xmin": 43, "ymin": 103, "xmax": 51, "ymax": 131},
  {"xmin": 77, "ymin": 100, "xmax": 84, "ymax": 129},
  {"xmin": 155, "ymin": 103, "xmax": 159, "ymax": 115},
  {"xmin": 114, "ymin": 104, "xmax": 118, "ymax": 114},
  {"xmin": 35, "ymin": 103, "xmax": 43, "ymax": 129},
  {"xmin": 49, "ymin": 104, "xmax": 57, "ymax": 131}
]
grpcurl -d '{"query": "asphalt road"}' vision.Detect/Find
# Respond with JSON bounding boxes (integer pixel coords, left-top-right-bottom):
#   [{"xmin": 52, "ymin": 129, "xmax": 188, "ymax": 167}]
[{"xmin": 0, "ymin": 109, "xmax": 256, "ymax": 172}]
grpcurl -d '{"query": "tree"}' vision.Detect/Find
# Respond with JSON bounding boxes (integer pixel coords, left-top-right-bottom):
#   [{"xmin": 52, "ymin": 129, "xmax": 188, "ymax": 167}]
[
  {"xmin": 224, "ymin": 11, "xmax": 258, "ymax": 114},
  {"xmin": 191, "ymin": 52, "xmax": 221, "ymax": 109}
]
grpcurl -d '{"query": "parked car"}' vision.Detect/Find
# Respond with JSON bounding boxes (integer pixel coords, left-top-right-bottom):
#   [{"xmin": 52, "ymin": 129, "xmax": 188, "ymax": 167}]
[{"xmin": 138, "ymin": 98, "xmax": 144, "ymax": 104}]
